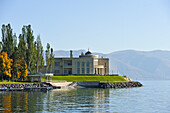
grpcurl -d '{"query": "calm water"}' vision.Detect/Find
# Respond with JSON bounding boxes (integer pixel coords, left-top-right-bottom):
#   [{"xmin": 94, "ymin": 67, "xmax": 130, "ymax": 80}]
[{"xmin": 0, "ymin": 80, "xmax": 170, "ymax": 113}]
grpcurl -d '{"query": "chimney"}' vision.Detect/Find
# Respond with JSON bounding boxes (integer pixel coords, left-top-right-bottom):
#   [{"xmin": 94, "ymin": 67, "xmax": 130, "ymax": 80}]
[{"xmin": 70, "ymin": 50, "xmax": 73, "ymax": 58}]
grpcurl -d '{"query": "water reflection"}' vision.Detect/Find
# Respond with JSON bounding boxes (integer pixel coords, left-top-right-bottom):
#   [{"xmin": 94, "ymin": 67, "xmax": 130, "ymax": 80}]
[
  {"xmin": 44, "ymin": 88, "xmax": 110, "ymax": 112},
  {"xmin": 0, "ymin": 91, "xmax": 46, "ymax": 112},
  {"xmin": 0, "ymin": 88, "xmax": 129, "ymax": 112}
]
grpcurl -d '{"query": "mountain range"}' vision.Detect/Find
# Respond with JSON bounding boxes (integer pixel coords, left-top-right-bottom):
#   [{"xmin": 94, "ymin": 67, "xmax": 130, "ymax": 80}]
[{"xmin": 54, "ymin": 49, "xmax": 170, "ymax": 80}]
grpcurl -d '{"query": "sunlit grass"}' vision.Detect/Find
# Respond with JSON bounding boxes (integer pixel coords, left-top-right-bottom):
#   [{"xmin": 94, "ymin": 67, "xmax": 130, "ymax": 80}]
[
  {"xmin": 41, "ymin": 75, "xmax": 127, "ymax": 81},
  {"xmin": 0, "ymin": 81, "xmax": 31, "ymax": 84}
]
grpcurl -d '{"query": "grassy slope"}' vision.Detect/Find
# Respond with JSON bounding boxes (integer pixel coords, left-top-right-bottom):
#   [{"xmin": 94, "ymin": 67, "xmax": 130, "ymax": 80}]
[{"xmin": 41, "ymin": 75, "xmax": 126, "ymax": 81}]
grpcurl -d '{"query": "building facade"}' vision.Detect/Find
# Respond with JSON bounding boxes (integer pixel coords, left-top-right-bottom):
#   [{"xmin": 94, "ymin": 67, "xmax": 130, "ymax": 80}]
[{"xmin": 50, "ymin": 50, "xmax": 109, "ymax": 75}]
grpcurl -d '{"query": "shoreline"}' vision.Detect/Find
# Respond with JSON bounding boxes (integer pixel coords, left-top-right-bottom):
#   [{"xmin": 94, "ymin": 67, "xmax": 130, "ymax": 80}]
[
  {"xmin": 0, "ymin": 81, "xmax": 143, "ymax": 91},
  {"xmin": 0, "ymin": 83, "xmax": 52, "ymax": 91}
]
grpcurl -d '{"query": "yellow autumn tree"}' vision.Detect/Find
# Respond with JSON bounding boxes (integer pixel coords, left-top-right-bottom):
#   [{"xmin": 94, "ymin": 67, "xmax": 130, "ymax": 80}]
[
  {"xmin": 17, "ymin": 57, "xmax": 28, "ymax": 79},
  {"xmin": 0, "ymin": 52, "xmax": 13, "ymax": 81}
]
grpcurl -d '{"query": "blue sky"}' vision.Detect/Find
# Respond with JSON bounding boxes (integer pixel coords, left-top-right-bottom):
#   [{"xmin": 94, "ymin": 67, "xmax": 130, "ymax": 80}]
[{"xmin": 0, "ymin": 0, "xmax": 170, "ymax": 53}]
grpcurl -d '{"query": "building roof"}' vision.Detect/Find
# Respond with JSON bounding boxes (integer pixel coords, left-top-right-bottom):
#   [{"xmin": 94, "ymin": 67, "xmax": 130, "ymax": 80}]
[{"xmin": 85, "ymin": 50, "xmax": 92, "ymax": 55}]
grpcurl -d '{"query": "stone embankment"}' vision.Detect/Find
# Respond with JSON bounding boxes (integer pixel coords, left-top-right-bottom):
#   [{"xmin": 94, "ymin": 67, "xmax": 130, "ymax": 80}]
[
  {"xmin": 0, "ymin": 84, "xmax": 52, "ymax": 91},
  {"xmin": 99, "ymin": 82, "xmax": 143, "ymax": 88}
]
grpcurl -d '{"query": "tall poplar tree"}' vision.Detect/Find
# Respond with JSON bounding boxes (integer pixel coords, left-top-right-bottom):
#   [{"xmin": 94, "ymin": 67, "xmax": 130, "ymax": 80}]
[
  {"xmin": 18, "ymin": 28, "xmax": 27, "ymax": 60},
  {"xmin": 1, "ymin": 24, "xmax": 15, "ymax": 58},
  {"xmin": 36, "ymin": 35, "xmax": 44, "ymax": 73},
  {"xmin": 50, "ymin": 48, "xmax": 54, "ymax": 73},
  {"xmin": 25, "ymin": 25, "xmax": 35, "ymax": 74},
  {"xmin": 11, "ymin": 47, "xmax": 19, "ymax": 80},
  {"xmin": 0, "ymin": 42, "xmax": 2, "ymax": 52},
  {"xmin": 31, "ymin": 41, "xmax": 37, "ymax": 74},
  {"xmin": 45, "ymin": 43, "xmax": 50, "ymax": 73}
]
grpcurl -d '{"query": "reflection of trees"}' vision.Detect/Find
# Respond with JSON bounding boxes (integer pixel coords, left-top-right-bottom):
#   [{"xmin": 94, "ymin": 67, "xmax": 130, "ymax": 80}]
[
  {"xmin": 0, "ymin": 91, "xmax": 46, "ymax": 112},
  {"xmin": 2, "ymin": 92, "xmax": 11, "ymax": 112},
  {"xmin": 44, "ymin": 89, "xmax": 110, "ymax": 112},
  {"xmin": 0, "ymin": 89, "xmax": 119, "ymax": 112}
]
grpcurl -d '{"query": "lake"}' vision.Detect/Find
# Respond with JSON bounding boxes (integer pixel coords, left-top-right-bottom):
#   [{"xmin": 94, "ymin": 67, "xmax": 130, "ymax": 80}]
[{"xmin": 0, "ymin": 80, "xmax": 170, "ymax": 113}]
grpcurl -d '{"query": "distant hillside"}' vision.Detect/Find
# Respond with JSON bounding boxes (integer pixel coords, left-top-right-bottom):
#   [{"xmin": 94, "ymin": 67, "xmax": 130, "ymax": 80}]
[{"xmin": 54, "ymin": 50, "xmax": 170, "ymax": 80}]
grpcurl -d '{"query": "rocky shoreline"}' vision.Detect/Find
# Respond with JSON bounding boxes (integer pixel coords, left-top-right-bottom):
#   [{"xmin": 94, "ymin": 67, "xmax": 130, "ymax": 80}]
[
  {"xmin": 99, "ymin": 82, "xmax": 143, "ymax": 88},
  {"xmin": 0, "ymin": 81, "xmax": 143, "ymax": 91},
  {"xmin": 0, "ymin": 83, "xmax": 52, "ymax": 91}
]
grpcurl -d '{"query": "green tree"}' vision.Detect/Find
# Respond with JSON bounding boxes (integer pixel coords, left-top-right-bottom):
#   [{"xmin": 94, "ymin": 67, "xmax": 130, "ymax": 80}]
[
  {"xmin": 0, "ymin": 41, "xmax": 2, "ymax": 52},
  {"xmin": 1, "ymin": 24, "xmax": 15, "ymax": 58},
  {"xmin": 11, "ymin": 47, "xmax": 20, "ymax": 80},
  {"xmin": 25, "ymin": 25, "xmax": 35, "ymax": 74},
  {"xmin": 18, "ymin": 57, "xmax": 28, "ymax": 79},
  {"xmin": 50, "ymin": 48, "xmax": 54, "ymax": 73},
  {"xmin": 36, "ymin": 35, "xmax": 44, "ymax": 73},
  {"xmin": 18, "ymin": 33, "xmax": 27, "ymax": 60},
  {"xmin": 45, "ymin": 43, "xmax": 50, "ymax": 73},
  {"xmin": 39, "ymin": 43, "xmax": 45, "ymax": 72},
  {"xmin": 31, "ymin": 41, "xmax": 37, "ymax": 74}
]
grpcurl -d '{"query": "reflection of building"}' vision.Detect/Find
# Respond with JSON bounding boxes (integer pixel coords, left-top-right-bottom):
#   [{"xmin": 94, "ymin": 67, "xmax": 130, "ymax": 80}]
[
  {"xmin": 93, "ymin": 89, "xmax": 109, "ymax": 112},
  {"xmin": 48, "ymin": 50, "xmax": 109, "ymax": 75}
]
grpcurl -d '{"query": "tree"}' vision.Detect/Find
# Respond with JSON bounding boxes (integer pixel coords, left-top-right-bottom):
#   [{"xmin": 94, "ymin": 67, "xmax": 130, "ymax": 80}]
[
  {"xmin": 36, "ymin": 35, "xmax": 44, "ymax": 73},
  {"xmin": 81, "ymin": 52, "xmax": 84, "ymax": 56},
  {"xmin": 50, "ymin": 48, "xmax": 54, "ymax": 73},
  {"xmin": 39, "ymin": 43, "xmax": 45, "ymax": 72},
  {"xmin": 18, "ymin": 34, "xmax": 27, "ymax": 60},
  {"xmin": 11, "ymin": 47, "xmax": 20, "ymax": 80},
  {"xmin": 31, "ymin": 41, "xmax": 37, "ymax": 74},
  {"xmin": 1, "ymin": 24, "xmax": 15, "ymax": 58},
  {"xmin": 0, "ymin": 52, "xmax": 13, "ymax": 81},
  {"xmin": 0, "ymin": 41, "xmax": 2, "ymax": 52},
  {"xmin": 11, "ymin": 47, "xmax": 28, "ymax": 80},
  {"xmin": 24, "ymin": 25, "xmax": 36, "ymax": 74},
  {"xmin": 45, "ymin": 43, "xmax": 50, "ymax": 73},
  {"xmin": 17, "ymin": 57, "xmax": 28, "ymax": 79}
]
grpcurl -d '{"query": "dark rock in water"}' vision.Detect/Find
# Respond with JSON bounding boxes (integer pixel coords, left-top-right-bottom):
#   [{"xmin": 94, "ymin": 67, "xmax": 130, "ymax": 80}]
[{"xmin": 99, "ymin": 82, "xmax": 143, "ymax": 89}]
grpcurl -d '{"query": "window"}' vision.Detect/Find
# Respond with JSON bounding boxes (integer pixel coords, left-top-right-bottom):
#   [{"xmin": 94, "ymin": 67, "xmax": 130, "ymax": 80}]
[
  {"xmin": 64, "ymin": 70, "xmax": 67, "ymax": 74},
  {"xmin": 82, "ymin": 62, "xmax": 85, "ymax": 67},
  {"xmin": 77, "ymin": 62, "xmax": 80, "ymax": 67},
  {"xmin": 86, "ymin": 62, "xmax": 89, "ymax": 67},
  {"xmin": 64, "ymin": 62, "xmax": 72, "ymax": 66},
  {"xmin": 86, "ymin": 68, "xmax": 89, "ymax": 74},
  {"xmin": 55, "ymin": 70, "xmax": 60, "ymax": 74},
  {"xmin": 82, "ymin": 68, "xmax": 85, "ymax": 74},
  {"xmin": 55, "ymin": 62, "xmax": 60, "ymax": 66},
  {"xmin": 94, "ymin": 59, "xmax": 98, "ymax": 65},
  {"xmin": 68, "ymin": 62, "xmax": 72, "ymax": 65},
  {"xmin": 77, "ymin": 68, "xmax": 80, "ymax": 74}
]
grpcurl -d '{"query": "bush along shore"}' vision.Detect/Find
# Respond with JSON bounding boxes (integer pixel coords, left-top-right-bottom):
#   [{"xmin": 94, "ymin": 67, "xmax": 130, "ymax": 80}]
[
  {"xmin": 0, "ymin": 83, "xmax": 52, "ymax": 91},
  {"xmin": 99, "ymin": 82, "xmax": 143, "ymax": 89}
]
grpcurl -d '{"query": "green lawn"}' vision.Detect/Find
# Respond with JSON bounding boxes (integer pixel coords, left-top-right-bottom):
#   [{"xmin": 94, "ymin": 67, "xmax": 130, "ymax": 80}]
[
  {"xmin": 41, "ymin": 75, "xmax": 127, "ymax": 81},
  {"xmin": 0, "ymin": 82, "xmax": 31, "ymax": 84}
]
